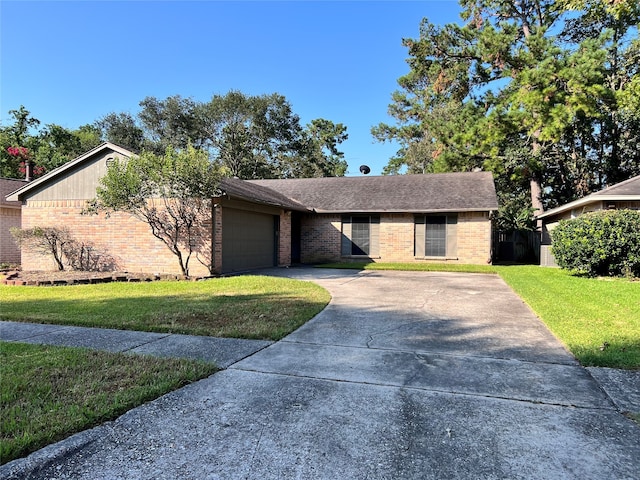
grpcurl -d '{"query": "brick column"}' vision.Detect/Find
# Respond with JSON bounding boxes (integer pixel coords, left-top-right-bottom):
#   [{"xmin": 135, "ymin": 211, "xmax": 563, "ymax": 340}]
[{"xmin": 278, "ymin": 210, "xmax": 292, "ymax": 267}]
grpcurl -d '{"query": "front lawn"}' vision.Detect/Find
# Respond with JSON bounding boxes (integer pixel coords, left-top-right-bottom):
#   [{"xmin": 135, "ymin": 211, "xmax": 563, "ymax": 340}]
[
  {"xmin": 0, "ymin": 341, "xmax": 216, "ymax": 465},
  {"xmin": 318, "ymin": 262, "xmax": 640, "ymax": 370},
  {"xmin": 497, "ymin": 265, "xmax": 640, "ymax": 370},
  {"xmin": 0, "ymin": 275, "xmax": 330, "ymax": 341},
  {"xmin": 0, "ymin": 275, "xmax": 330, "ymax": 465}
]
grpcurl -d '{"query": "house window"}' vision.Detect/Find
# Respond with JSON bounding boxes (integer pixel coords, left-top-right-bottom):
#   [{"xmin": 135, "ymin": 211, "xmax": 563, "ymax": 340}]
[
  {"xmin": 425, "ymin": 216, "xmax": 446, "ymax": 256},
  {"xmin": 341, "ymin": 215, "xmax": 380, "ymax": 256},
  {"xmin": 415, "ymin": 214, "xmax": 457, "ymax": 258}
]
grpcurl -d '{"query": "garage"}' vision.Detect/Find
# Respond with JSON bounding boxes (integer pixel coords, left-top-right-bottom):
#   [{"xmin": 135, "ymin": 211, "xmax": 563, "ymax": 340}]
[{"xmin": 222, "ymin": 208, "xmax": 277, "ymax": 273}]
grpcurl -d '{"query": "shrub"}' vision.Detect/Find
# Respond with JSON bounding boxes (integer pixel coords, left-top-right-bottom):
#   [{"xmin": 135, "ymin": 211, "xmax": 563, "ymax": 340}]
[
  {"xmin": 10, "ymin": 227, "xmax": 118, "ymax": 272},
  {"xmin": 10, "ymin": 226, "xmax": 71, "ymax": 270},
  {"xmin": 551, "ymin": 209, "xmax": 640, "ymax": 277}
]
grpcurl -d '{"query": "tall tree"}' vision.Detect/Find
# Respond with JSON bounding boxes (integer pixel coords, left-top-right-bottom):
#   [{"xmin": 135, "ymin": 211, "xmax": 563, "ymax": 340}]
[
  {"xmin": 0, "ymin": 106, "xmax": 41, "ymax": 177},
  {"xmin": 1, "ymin": 106, "xmax": 101, "ymax": 178},
  {"xmin": 200, "ymin": 91, "xmax": 303, "ymax": 179},
  {"xmin": 95, "ymin": 112, "xmax": 145, "ymax": 152},
  {"xmin": 139, "ymin": 95, "xmax": 206, "ymax": 153},
  {"xmin": 559, "ymin": 0, "xmax": 640, "ymax": 187},
  {"xmin": 280, "ymin": 119, "xmax": 348, "ymax": 178},
  {"xmin": 374, "ymin": 0, "xmax": 640, "ymax": 220},
  {"xmin": 34, "ymin": 123, "xmax": 101, "ymax": 172}
]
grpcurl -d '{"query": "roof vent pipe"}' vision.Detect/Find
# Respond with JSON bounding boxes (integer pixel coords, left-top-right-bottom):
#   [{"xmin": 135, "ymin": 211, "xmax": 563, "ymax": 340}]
[{"xmin": 25, "ymin": 160, "xmax": 34, "ymax": 182}]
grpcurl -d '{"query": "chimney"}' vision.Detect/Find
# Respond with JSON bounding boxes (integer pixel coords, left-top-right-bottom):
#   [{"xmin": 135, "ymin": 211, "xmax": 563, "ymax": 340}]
[{"xmin": 25, "ymin": 160, "xmax": 34, "ymax": 182}]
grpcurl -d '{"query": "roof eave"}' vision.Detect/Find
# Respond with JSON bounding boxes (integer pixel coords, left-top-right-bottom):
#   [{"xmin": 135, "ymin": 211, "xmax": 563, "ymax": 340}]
[
  {"xmin": 537, "ymin": 195, "xmax": 640, "ymax": 219},
  {"xmin": 312, "ymin": 207, "xmax": 497, "ymax": 214},
  {"xmin": 224, "ymin": 192, "xmax": 310, "ymax": 212}
]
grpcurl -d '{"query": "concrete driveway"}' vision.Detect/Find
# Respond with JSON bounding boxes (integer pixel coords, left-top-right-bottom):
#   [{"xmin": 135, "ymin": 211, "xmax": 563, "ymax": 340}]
[{"xmin": 2, "ymin": 269, "xmax": 639, "ymax": 479}]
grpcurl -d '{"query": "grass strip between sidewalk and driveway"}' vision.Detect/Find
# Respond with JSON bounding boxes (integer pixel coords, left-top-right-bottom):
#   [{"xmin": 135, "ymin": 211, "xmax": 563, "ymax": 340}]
[
  {"xmin": 0, "ymin": 341, "xmax": 217, "ymax": 465},
  {"xmin": 318, "ymin": 262, "xmax": 640, "ymax": 370},
  {"xmin": 0, "ymin": 275, "xmax": 330, "ymax": 341}
]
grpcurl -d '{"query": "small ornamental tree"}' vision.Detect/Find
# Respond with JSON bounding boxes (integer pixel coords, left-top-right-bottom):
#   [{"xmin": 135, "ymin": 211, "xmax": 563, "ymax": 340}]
[
  {"xmin": 551, "ymin": 210, "xmax": 640, "ymax": 277},
  {"xmin": 10, "ymin": 227, "xmax": 118, "ymax": 271},
  {"xmin": 87, "ymin": 145, "xmax": 223, "ymax": 277},
  {"xmin": 10, "ymin": 226, "xmax": 72, "ymax": 270}
]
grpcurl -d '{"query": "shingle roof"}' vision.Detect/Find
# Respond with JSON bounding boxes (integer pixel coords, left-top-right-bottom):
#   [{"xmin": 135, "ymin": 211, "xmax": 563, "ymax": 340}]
[
  {"xmin": 537, "ymin": 174, "xmax": 640, "ymax": 219},
  {"xmin": 221, "ymin": 178, "xmax": 309, "ymax": 211},
  {"xmin": 248, "ymin": 172, "xmax": 498, "ymax": 213},
  {"xmin": 1, "ymin": 178, "xmax": 28, "ymax": 207},
  {"xmin": 592, "ymin": 174, "xmax": 640, "ymax": 197}
]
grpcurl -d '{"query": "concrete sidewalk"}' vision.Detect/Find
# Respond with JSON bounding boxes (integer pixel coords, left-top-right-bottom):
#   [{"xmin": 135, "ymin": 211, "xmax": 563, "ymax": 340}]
[
  {"xmin": 1, "ymin": 268, "xmax": 639, "ymax": 479},
  {"xmin": 0, "ymin": 321, "xmax": 272, "ymax": 368}
]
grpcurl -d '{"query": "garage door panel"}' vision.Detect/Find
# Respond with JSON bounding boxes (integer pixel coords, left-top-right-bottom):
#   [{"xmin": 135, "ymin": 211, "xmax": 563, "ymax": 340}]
[{"xmin": 222, "ymin": 209, "xmax": 276, "ymax": 272}]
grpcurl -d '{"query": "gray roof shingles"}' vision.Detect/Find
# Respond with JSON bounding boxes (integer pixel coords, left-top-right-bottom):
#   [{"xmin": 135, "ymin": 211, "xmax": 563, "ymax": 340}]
[
  {"xmin": 221, "ymin": 178, "xmax": 309, "ymax": 212},
  {"xmin": 247, "ymin": 172, "xmax": 498, "ymax": 213},
  {"xmin": 1, "ymin": 178, "xmax": 27, "ymax": 207},
  {"xmin": 593, "ymin": 174, "xmax": 640, "ymax": 197}
]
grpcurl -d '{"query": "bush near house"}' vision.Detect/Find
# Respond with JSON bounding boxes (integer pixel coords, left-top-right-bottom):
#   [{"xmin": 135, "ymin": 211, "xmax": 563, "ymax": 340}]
[{"xmin": 551, "ymin": 210, "xmax": 640, "ymax": 277}]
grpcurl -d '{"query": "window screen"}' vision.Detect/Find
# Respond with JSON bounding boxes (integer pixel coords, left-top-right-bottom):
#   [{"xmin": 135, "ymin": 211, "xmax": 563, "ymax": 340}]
[
  {"xmin": 341, "ymin": 215, "xmax": 379, "ymax": 256},
  {"xmin": 351, "ymin": 217, "xmax": 370, "ymax": 255},
  {"xmin": 425, "ymin": 216, "xmax": 446, "ymax": 257}
]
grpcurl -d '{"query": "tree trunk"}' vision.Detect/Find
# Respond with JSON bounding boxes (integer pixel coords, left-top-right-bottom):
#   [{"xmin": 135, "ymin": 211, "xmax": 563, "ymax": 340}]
[{"xmin": 530, "ymin": 177, "xmax": 544, "ymax": 230}]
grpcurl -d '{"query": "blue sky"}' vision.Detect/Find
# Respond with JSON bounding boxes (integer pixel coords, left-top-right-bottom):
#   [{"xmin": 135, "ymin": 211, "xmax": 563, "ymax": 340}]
[{"xmin": 1, "ymin": 1, "xmax": 463, "ymax": 175}]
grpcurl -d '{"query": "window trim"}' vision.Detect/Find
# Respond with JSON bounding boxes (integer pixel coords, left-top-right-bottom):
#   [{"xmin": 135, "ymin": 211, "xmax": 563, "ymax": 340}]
[
  {"xmin": 341, "ymin": 214, "xmax": 380, "ymax": 257},
  {"xmin": 414, "ymin": 214, "xmax": 458, "ymax": 259}
]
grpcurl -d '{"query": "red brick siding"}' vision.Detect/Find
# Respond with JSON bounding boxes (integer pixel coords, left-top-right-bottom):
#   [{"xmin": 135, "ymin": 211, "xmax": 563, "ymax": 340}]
[
  {"xmin": 1, "ymin": 206, "xmax": 21, "ymax": 264},
  {"xmin": 378, "ymin": 214, "xmax": 415, "ymax": 262},
  {"xmin": 278, "ymin": 210, "xmax": 292, "ymax": 267},
  {"xmin": 300, "ymin": 214, "xmax": 342, "ymax": 263},
  {"xmin": 21, "ymin": 200, "xmax": 212, "ymax": 276},
  {"xmin": 456, "ymin": 212, "xmax": 492, "ymax": 264},
  {"xmin": 300, "ymin": 212, "xmax": 492, "ymax": 265}
]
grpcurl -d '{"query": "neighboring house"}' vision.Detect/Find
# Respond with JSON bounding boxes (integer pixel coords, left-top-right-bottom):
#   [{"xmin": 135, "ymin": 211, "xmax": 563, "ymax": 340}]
[
  {"xmin": 537, "ymin": 174, "xmax": 640, "ymax": 267},
  {"xmin": 7, "ymin": 142, "xmax": 499, "ymax": 275},
  {"xmin": 1, "ymin": 177, "xmax": 28, "ymax": 265}
]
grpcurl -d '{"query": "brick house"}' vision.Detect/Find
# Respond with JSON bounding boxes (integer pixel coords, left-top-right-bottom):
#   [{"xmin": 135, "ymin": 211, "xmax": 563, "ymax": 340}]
[
  {"xmin": 537, "ymin": 174, "xmax": 640, "ymax": 266},
  {"xmin": 7, "ymin": 143, "xmax": 498, "ymax": 275},
  {"xmin": 1, "ymin": 178, "xmax": 27, "ymax": 265}
]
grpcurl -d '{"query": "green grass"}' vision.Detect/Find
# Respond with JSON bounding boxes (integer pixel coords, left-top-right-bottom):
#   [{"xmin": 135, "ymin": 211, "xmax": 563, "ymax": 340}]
[
  {"xmin": 496, "ymin": 265, "xmax": 640, "ymax": 370},
  {"xmin": 0, "ymin": 341, "xmax": 216, "ymax": 465},
  {"xmin": 0, "ymin": 275, "xmax": 330, "ymax": 465},
  {"xmin": 318, "ymin": 262, "xmax": 640, "ymax": 370},
  {"xmin": 0, "ymin": 276, "xmax": 330, "ymax": 341}
]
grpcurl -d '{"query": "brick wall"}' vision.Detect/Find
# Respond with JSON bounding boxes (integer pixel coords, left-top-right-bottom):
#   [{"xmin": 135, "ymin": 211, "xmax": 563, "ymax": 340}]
[
  {"xmin": 19, "ymin": 200, "xmax": 492, "ymax": 273},
  {"xmin": 21, "ymin": 200, "xmax": 212, "ymax": 276},
  {"xmin": 278, "ymin": 210, "xmax": 292, "ymax": 267},
  {"xmin": 456, "ymin": 211, "xmax": 492, "ymax": 264},
  {"xmin": 300, "ymin": 212, "xmax": 492, "ymax": 265},
  {"xmin": 379, "ymin": 213, "xmax": 415, "ymax": 262},
  {"xmin": 0, "ymin": 206, "xmax": 21, "ymax": 264},
  {"xmin": 300, "ymin": 214, "xmax": 342, "ymax": 263}
]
